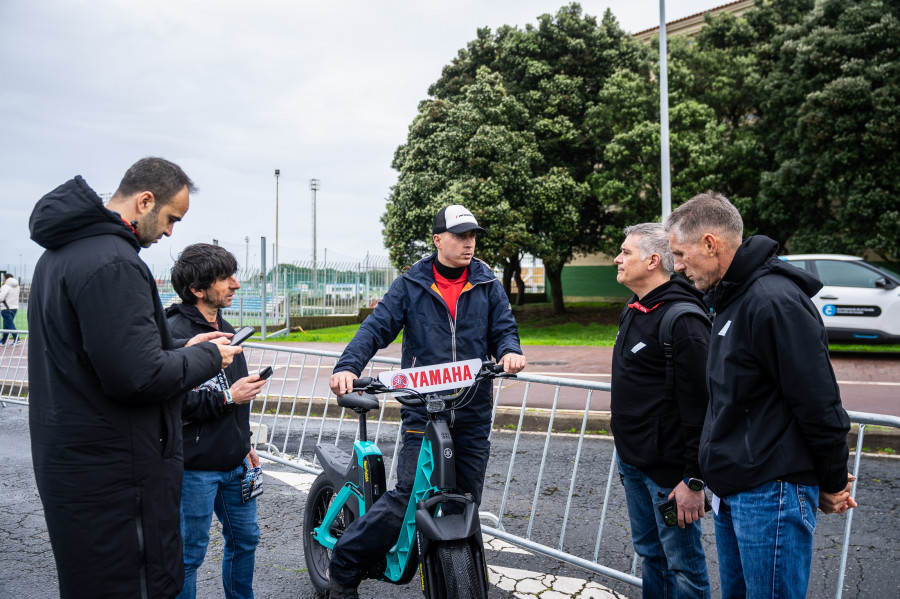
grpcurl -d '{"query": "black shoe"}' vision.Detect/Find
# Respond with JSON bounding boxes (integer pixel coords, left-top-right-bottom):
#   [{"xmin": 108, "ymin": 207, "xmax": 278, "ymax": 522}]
[{"xmin": 326, "ymin": 578, "xmax": 359, "ymax": 599}]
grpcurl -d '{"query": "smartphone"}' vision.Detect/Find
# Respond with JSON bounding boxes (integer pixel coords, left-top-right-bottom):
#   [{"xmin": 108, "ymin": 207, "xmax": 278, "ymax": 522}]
[
  {"xmin": 258, "ymin": 366, "xmax": 274, "ymax": 380},
  {"xmin": 230, "ymin": 326, "xmax": 255, "ymax": 346},
  {"xmin": 658, "ymin": 498, "xmax": 678, "ymax": 527}
]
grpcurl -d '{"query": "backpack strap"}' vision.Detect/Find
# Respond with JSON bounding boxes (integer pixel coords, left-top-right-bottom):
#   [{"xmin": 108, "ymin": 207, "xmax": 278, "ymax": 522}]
[{"xmin": 659, "ymin": 302, "xmax": 711, "ymax": 402}]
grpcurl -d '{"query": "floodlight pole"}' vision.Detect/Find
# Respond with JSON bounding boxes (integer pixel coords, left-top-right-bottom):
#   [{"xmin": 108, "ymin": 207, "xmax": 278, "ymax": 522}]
[
  {"xmin": 274, "ymin": 169, "xmax": 280, "ymax": 284},
  {"xmin": 659, "ymin": 0, "xmax": 672, "ymax": 218},
  {"xmin": 310, "ymin": 179, "xmax": 320, "ymax": 297}
]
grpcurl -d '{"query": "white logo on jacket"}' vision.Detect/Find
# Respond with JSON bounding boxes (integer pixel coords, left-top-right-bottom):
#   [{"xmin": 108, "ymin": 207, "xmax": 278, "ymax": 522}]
[
  {"xmin": 631, "ymin": 342, "xmax": 646, "ymax": 353},
  {"xmin": 718, "ymin": 320, "xmax": 733, "ymax": 336}
]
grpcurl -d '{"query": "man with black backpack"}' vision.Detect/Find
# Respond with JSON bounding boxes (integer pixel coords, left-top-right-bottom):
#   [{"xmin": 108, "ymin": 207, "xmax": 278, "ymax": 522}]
[{"xmin": 611, "ymin": 222, "xmax": 712, "ymax": 598}]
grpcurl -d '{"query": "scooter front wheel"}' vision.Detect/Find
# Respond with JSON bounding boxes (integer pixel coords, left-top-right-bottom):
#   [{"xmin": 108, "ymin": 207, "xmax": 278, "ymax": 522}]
[
  {"xmin": 435, "ymin": 539, "xmax": 485, "ymax": 599},
  {"xmin": 303, "ymin": 474, "xmax": 355, "ymax": 596}
]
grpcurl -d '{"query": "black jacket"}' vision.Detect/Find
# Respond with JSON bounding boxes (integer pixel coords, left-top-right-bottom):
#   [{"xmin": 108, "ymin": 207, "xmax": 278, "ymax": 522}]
[
  {"xmin": 166, "ymin": 303, "xmax": 252, "ymax": 471},
  {"xmin": 700, "ymin": 236, "xmax": 850, "ymax": 497},
  {"xmin": 334, "ymin": 253, "xmax": 521, "ymax": 428},
  {"xmin": 611, "ymin": 276, "xmax": 711, "ymax": 487},
  {"xmin": 27, "ymin": 176, "xmax": 222, "ymax": 598}
]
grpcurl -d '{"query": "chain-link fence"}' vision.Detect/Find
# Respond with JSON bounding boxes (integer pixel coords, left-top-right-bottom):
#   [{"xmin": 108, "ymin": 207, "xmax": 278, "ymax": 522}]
[{"xmin": 156, "ymin": 255, "xmax": 399, "ymax": 327}]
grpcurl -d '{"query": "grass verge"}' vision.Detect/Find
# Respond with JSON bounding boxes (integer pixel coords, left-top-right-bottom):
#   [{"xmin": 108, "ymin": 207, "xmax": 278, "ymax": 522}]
[{"xmin": 255, "ymin": 302, "xmax": 900, "ymax": 352}]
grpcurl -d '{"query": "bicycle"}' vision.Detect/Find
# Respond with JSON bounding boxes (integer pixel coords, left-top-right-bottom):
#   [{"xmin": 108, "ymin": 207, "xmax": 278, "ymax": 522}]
[{"xmin": 303, "ymin": 358, "xmax": 514, "ymax": 598}]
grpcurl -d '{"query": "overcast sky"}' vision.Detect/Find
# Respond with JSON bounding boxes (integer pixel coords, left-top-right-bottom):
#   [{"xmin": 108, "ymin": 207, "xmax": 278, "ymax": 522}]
[{"xmin": 0, "ymin": 0, "xmax": 726, "ymax": 280}]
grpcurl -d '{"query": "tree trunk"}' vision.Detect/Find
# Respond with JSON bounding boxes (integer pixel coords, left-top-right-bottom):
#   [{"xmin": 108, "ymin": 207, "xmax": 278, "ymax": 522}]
[
  {"xmin": 545, "ymin": 264, "xmax": 566, "ymax": 315},
  {"xmin": 510, "ymin": 254, "xmax": 526, "ymax": 306},
  {"xmin": 501, "ymin": 260, "xmax": 513, "ymax": 297}
]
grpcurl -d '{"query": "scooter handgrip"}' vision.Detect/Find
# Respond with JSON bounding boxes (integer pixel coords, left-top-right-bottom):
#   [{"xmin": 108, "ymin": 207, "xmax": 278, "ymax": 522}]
[{"xmin": 353, "ymin": 377, "xmax": 374, "ymax": 389}]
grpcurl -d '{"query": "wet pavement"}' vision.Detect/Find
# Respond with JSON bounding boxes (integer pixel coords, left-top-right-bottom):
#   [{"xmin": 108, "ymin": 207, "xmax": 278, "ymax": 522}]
[
  {"xmin": 2, "ymin": 342, "xmax": 899, "ymax": 597},
  {"xmin": 3, "ymin": 404, "xmax": 900, "ymax": 598}
]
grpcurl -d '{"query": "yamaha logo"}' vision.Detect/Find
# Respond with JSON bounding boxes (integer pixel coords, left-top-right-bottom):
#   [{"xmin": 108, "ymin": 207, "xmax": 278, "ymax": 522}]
[
  {"xmin": 391, "ymin": 373, "xmax": 409, "ymax": 389},
  {"xmin": 444, "ymin": 448, "xmax": 453, "ymax": 459}
]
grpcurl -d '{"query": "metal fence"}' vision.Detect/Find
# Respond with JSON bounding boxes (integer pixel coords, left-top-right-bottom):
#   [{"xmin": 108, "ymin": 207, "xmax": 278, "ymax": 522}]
[
  {"xmin": 2, "ymin": 337, "xmax": 897, "ymax": 598},
  {"xmin": 155, "ymin": 256, "xmax": 399, "ymax": 327}
]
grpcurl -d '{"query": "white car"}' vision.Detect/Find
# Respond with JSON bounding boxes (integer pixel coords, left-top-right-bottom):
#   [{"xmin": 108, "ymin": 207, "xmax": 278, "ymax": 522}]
[{"xmin": 780, "ymin": 254, "xmax": 900, "ymax": 344}]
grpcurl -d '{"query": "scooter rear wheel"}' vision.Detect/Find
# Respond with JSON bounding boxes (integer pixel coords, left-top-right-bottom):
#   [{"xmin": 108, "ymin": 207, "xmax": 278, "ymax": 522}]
[{"xmin": 303, "ymin": 474, "xmax": 355, "ymax": 596}]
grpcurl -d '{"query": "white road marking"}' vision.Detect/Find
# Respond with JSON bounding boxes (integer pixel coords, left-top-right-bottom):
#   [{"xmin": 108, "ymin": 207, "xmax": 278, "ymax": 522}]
[
  {"xmin": 262, "ymin": 468, "xmax": 316, "ymax": 491},
  {"xmin": 835, "ymin": 380, "xmax": 900, "ymax": 386}
]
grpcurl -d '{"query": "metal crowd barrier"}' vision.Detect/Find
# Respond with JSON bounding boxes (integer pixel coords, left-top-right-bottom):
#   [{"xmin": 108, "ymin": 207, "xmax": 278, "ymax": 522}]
[
  {"xmin": 0, "ymin": 330, "xmax": 28, "ymax": 407},
  {"xmin": 3, "ymin": 338, "xmax": 898, "ymax": 598},
  {"xmin": 232, "ymin": 343, "xmax": 898, "ymax": 598}
]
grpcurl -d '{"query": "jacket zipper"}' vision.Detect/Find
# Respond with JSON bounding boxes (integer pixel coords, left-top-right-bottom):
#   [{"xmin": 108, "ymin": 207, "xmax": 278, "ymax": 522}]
[
  {"xmin": 427, "ymin": 276, "xmax": 488, "ymax": 429},
  {"xmin": 135, "ymin": 495, "xmax": 149, "ymax": 599},
  {"xmin": 447, "ymin": 311, "xmax": 457, "ymax": 428},
  {"xmin": 743, "ymin": 412, "xmax": 755, "ymax": 464}
]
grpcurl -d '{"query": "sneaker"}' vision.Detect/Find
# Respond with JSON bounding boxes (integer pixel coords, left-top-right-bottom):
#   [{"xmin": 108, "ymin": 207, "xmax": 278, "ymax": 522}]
[
  {"xmin": 326, "ymin": 578, "xmax": 359, "ymax": 599},
  {"xmin": 11, "ymin": 340, "xmax": 21, "ymax": 346}
]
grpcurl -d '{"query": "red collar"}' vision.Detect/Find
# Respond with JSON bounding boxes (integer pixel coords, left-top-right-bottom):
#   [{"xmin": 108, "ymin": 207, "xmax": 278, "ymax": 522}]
[
  {"xmin": 627, "ymin": 300, "xmax": 663, "ymax": 313},
  {"xmin": 120, "ymin": 216, "xmax": 138, "ymax": 235}
]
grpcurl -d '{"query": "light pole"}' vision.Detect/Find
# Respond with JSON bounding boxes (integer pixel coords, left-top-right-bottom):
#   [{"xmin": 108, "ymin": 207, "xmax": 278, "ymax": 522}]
[
  {"xmin": 274, "ymin": 169, "xmax": 281, "ymax": 282},
  {"xmin": 309, "ymin": 178, "xmax": 320, "ymax": 297},
  {"xmin": 659, "ymin": 0, "xmax": 671, "ymax": 218}
]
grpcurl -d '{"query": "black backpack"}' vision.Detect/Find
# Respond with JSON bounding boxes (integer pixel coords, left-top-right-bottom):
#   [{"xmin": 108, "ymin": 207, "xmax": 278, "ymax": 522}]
[{"xmin": 658, "ymin": 302, "xmax": 711, "ymax": 401}]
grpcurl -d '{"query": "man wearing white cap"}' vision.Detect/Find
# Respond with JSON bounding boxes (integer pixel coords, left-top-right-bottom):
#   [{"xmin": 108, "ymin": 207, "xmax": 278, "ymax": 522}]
[{"xmin": 327, "ymin": 204, "xmax": 527, "ymax": 598}]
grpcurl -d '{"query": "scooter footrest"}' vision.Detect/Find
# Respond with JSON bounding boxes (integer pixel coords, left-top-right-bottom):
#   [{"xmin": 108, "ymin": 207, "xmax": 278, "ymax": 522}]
[{"xmin": 315, "ymin": 443, "xmax": 352, "ymax": 480}]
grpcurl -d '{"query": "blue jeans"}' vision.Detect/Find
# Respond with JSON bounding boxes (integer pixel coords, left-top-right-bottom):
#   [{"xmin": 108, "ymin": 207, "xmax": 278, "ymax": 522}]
[
  {"xmin": 176, "ymin": 462, "xmax": 260, "ymax": 599},
  {"xmin": 617, "ymin": 456, "xmax": 710, "ymax": 599},
  {"xmin": 715, "ymin": 480, "xmax": 818, "ymax": 599},
  {"xmin": 329, "ymin": 419, "xmax": 491, "ymax": 588},
  {"xmin": 1, "ymin": 309, "xmax": 17, "ymax": 343}
]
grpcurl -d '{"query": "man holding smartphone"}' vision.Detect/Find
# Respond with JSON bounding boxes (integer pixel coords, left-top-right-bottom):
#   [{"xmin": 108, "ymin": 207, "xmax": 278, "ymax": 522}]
[
  {"xmin": 167, "ymin": 243, "xmax": 267, "ymax": 599},
  {"xmin": 28, "ymin": 158, "xmax": 242, "ymax": 599}
]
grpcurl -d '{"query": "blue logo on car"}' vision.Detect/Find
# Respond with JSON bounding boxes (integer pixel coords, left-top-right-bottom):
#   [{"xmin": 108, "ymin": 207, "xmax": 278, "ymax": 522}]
[{"xmin": 823, "ymin": 305, "xmax": 836, "ymax": 316}]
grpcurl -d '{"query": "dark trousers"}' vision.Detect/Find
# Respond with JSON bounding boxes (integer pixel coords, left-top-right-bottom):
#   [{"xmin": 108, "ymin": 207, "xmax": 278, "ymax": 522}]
[
  {"xmin": 328, "ymin": 418, "xmax": 491, "ymax": 587},
  {"xmin": 1, "ymin": 309, "xmax": 16, "ymax": 343}
]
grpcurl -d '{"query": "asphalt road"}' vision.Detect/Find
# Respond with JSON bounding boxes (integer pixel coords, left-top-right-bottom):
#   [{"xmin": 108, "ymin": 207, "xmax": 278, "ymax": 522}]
[{"xmin": 2, "ymin": 405, "xmax": 898, "ymax": 598}]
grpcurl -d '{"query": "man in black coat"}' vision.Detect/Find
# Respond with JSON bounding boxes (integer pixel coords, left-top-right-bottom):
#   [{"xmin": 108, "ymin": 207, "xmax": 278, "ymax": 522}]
[
  {"xmin": 28, "ymin": 157, "xmax": 243, "ymax": 599},
  {"xmin": 665, "ymin": 191, "xmax": 856, "ymax": 599},
  {"xmin": 167, "ymin": 244, "xmax": 267, "ymax": 599},
  {"xmin": 611, "ymin": 223, "xmax": 711, "ymax": 598}
]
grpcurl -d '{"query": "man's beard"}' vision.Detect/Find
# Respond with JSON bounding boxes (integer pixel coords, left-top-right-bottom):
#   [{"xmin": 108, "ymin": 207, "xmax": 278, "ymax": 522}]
[{"xmin": 203, "ymin": 291, "xmax": 232, "ymax": 311}]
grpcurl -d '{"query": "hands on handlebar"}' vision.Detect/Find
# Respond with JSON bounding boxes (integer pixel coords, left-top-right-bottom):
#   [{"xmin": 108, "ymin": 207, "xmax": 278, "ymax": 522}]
[
  {"xmin": 329, "ymin": 371, "xmax": 359, "ymax": 398},
  {"xmin": 499, "ymin": 352, "xmax": 526, "ymax": 374}
]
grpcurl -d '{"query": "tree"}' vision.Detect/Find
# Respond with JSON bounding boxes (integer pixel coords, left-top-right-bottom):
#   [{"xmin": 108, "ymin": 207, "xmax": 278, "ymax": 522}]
[
  {"xmin": 757, "ymin": 0, "xmax": 900, "ymax": 259},
  {"xmin": 386, "ymin": 3, "xmax": 647, "ymax": 313},
  {"xmin": 382, "ymin": 68, "xmax": 539, "ymax": 277},
  {"xmin": 585, "ymin": 65, "xmax": 730, "ymax": 256}
]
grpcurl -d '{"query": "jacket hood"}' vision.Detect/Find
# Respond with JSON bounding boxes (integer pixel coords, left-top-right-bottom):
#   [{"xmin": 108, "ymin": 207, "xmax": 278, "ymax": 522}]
[
  {"xmin": 638, "ymin": 274, "xmax": 707, "ymax": 308},
  {"xmin": 2, "ymin": 278, "xmax": 18, "ymax": 288},
  {"xmin": 165, "ymin": 302, "xmax": 205, "ymax": 323},
  {"xmin": 29, "ymin": 176, "xmax": 139, "ymax": 251},
  {"xmin": 707, "ymin": 235, "xmax": 823, "ymax": 310}
]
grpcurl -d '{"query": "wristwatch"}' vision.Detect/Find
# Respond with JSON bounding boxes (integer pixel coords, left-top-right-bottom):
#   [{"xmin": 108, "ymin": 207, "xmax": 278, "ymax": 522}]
[
  {"xmin": 224, "ymin": 389, "xmax": 235, "ymax": 405},
  {"xmin": 686, "ymin": 477, "xmax": 705, "ymax": 492}
]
